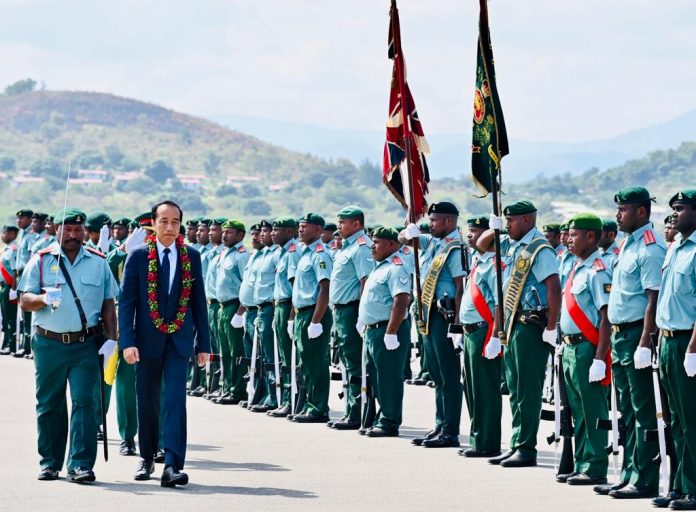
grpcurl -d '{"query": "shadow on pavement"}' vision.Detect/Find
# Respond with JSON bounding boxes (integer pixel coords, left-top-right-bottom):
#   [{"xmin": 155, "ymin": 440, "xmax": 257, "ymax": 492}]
[
  {"xmin": 93, "ymin": 480, "xmax": 317, "ymax": 498},
  {"xmin": 184, "ymin": 459, "xmax": 290, "ymax": 472}
]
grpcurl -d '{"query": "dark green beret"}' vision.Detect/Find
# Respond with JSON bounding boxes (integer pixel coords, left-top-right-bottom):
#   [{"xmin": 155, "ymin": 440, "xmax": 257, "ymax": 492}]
[
  {"xmin": 299, "ymin": 213, "xmax": 325, "ymax": 228},
  {"xmin": 568, "ymin": 213, "xmax": 603, "ymax": 232},
  {"xmin": 371, "ymin": 226, "xmax": 399, "ymax": 242},
  {"xmin": 85, "ymin": 211, "xmax": 112, "ymax": 231},
  {"xmin": 16, "ymin": 209, "xmax": 33, "ymax": 217},
  {"xmin": 663, "ymin": 215, "xmax": 673, "ymax": 226},
  {"xmin": 602, "ymin": 219, "xmax": 618, "ymax": 232},
  {"xmin": 503, "ymin": 200, "xmax": 537, "ymax": 216},
  {"xmin": 428, "ymin": 201, "xmax": 459, "ymax": 216},
  {"xmin": 249, "ymin": 223, "xmax": 261, "ymax": 232},
  {"xmin": 419, "ymin": 221, "xmax": 430, "ymax": 233},
  {"xmin": 324, "ymin": 222, "xmax": 337, "ymax": 232},
  {"xmin": 221, "ymin": 219, "xmax": 245, "ymax": 232},
  {"xmin": 259, "ymin": 219, "xmax": 273, "ymax": 229},
  {"xmin": 54, "ymin": 207, "xmax": 87, "ymax": 226},
  {"xmin": 542, "ymin": 223, "xmax": 561, "ymax": 233},
  {"xmin": 31, "ymin": 212, "xmax": 49, "ymax": 221},
  {"xmin": 560, "ymin": 223, "xmax": 569, "ymax": 232},
  {"xmin": 212, "ymin": 217, "xmax": 228, "ymax": 226},
  {"xmin": 614, "ymin": 186, "xmax": 655, "ymax": 204},
  {"xmin": 112, "ymin": 217, "xmax": 132, "ymax": 227},
  {"xmin": 3, "ymin": 225, "xmax": 19, "ymax": 233},
  {"xmin": 272, "ymin": 216, "xmax": 297, "ymax": 228},
  {"xmin": 129, "ymin": 221, "xmax": 138, "ymax": 229},
  {"xmin": 337, "ymin": 205, "xmax": 364, "ymax": 220},
  {"xmin": 46, "ymin": 215, "xmax": 54, "ymax": 223},
  {"xmin": 467, "ymin": 216, "xmax": 489, "ymax": 229},
  {"xmin": 198, "ymin": 218, "xmax": 212, "ymax": 227},
  {"xmin": 185, "ymin": 219, "xmax": 200, "ymax": 228},
  {"xmin": 333, "ymin": 230, "xmax": 340, "ymax": 237},
  {"xmin": 669, "ymin": 189, "xmax": 696, "ymax": 207},
  {"xmin": 134, "ymin": 212, "xmax": 153, "ymax": 227}
]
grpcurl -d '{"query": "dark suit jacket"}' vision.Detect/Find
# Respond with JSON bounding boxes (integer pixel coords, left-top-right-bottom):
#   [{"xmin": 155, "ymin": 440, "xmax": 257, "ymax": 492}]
[{"xmin": 118, "ymin": 243, "xmax": 211, "ymax": 359}]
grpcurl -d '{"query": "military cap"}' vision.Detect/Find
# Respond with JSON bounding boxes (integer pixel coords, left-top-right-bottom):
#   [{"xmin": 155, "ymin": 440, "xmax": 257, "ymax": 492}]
[
  {"xmin": 337, "ymin": 205, "xmax": 364, "ymax": 220},
  {"xmin": 371, "ymin": 225, "xmax": 400, "ymax": 241},
  {"xmin": 560, "ymin": 223, "xmax": 569, "ymax": 232},
  {"xmin": 333, "ymin": 230, "xmax": 340, "ymax": 237},
  {"xmin": 366, "ymin": 224, "xmax": 378, "ymax": 235},
  {"xmin": 324, "ymin": 222, "xmax": 337, "ymax": 232},
  {"xmin": 568, "ymin": 213, "xmax": 603, "ymax": 232},
  {"xmin": 221, "ymin": 219, "xmax": 246, "ymax": 232},
  {"xmin": 299, "ymin": 213, "xmax": 325, "ymax": 228},
  {"xmin": 16, "ymin": 209, "xmax": 33, "ymax": 217},
  {"xmin": 32, "ymin": 212, "xmax": 49, "ymax": 221},
  {"xmin": 54, "ymin": 208, "xmax": 87, "ymax": 225},
  {"xmin": 185, "ymin": 218, "xmax": 199, "ymax": 228},
  {"xmin": 542, "ymin": 223, "xmax": 561, "ymax": 233},
  {"xmin": 46, "ymin": 215, "xmax": 54, "ymax": 223},
  {"xmin": 669, "ymin": 189, "xmax": 696, "ymax": 207},
  {"xmin": 503, "ymin": 200, "xmax": 537, "ymax": 216},
  {"xmin": 212, "ymin": 217, "xmax": 228, "ymax": 226},
  {"xmin": 134, "ymin": 212, "xmax": 153, "ymax": 227},
  {"xmin": 602, "ymin": 219, "xmax": 618, "ymax": 232},
  {"xmin": 663, "ymin": 215, "xmax": 673, "ymax": 226},
  {"xmin": 259, "ymin": 219, "xmax": 273, "ymax": 229},
  {"xmin": 419, "ymin": 221, "xmax": 430, "ymax": 233},
  {"xmin": 198, "ymin": 218, "xmax": 212, "ymax": 227},
  {"xmin": 112, "ymin": 217, "xmax": 132, "ymax": 227},
  {"xmin": 129, "ymin": 220, "xmax": 138, "ymax": 229},
  {"xmin": 428, "ymin": 201, "xmax": 459, "ymax": 216},
  {"xmin": 467, "ymin": 216, "xmax": 490, "ymax": 229},
  {"xmin": 614, "ymin": 186, "xmax": 655, "ymax": 204},
  {"xmin": 249, "ymin": 223, "xmax": 261, "ymax": 232},
  {"xmin": 85, "ymin": 211, "xmax": 112, "ymax": 231},
  {"xmin": 3, "ymin": 225, "xmax": 19, "ymax": 233},
  {"xmin": 272, "ymin": 216, "xmax": 297, "ymax": 228}
]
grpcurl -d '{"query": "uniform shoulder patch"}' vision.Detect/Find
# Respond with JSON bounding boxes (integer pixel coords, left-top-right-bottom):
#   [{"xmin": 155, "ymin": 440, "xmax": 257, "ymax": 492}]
[
  {"xmin": 319, "ymin": 261, "xmax": 326, "ymax": 269},
  {"xmin": 643, "ymin": 230, "xmax": 656, "ymax": 245},
  {"xmin": 592, "ymin": 258, "xmax": 606, "ymax": 271},
  {"xmin": 445, "ymin": 237, "xmax": 454, "ymax": 243},
  {"xmin": 612, "ymin": 247, "xmax": 620, "ymax": 255},
  {"xmin": 9, "ymin": 244, "xmax": 17, "ymax": 250},
  {"xmin": 402, "ymin": 246, "xmax": 411, "ymax": 254},
  {"xmin": 315, "ymin": 244, "xmax": 324, "ymax": 253},
  {"xmin": 85, "ymin": 246, "xmax": 106, "ymax": 258},
  {"xmin": 603, "ymin": 283, "xmax": 612, "ymax": 293},
  {"xmin": 619, "ymin": 239, "xmax": 626, "ymax": 250},
  {"xmin": 356, "ymin": 236, "xmax": 367, "ymax": 246},
  {"xmin": 38, "ymin": 247, "xmax": 53, "ymax": 255},
  {"xmin": 288, "ymin": 243, "xmax": 297, "ymax": 252},
  {"xmin": 237, "ymin": 246, "xmax": 246, "ymax": 253},
  {"xmin": 391, "ymin": 255, "xmax": 403, "ymax": 266}
]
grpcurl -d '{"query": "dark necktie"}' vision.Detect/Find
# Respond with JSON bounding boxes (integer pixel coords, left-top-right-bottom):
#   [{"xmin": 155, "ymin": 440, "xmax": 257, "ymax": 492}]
[{"xmin": 162, "ymin": 247, "xmax": 171, "ymax": 296}]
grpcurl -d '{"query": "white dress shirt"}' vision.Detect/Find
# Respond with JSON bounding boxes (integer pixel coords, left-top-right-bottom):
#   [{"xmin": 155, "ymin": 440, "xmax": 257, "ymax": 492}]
[{"xmin": 156, "ymin": 239, "xmax": 178, "ymax": 293}]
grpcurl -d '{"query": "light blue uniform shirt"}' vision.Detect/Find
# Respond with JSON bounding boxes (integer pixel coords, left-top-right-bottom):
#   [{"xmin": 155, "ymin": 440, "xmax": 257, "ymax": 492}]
[
  {"xmin": 16, "ymin": 228, "xmax": 39, "ymax": 272},
  {"xmin": 560, "ymin": 249, "xmax": 611, "ymax": 334},
  {"xmin": 418, "ymin": 229, "xmax": 465, "ymax": 300},
  {"xmin": 273, "ymin": 239, "xmax": 300, "ymax": 301},
  {"xmin": 200, "ymin": 242, "xmax": 215, "ymax": 277},
  {"xmin": 203, "ymin": 245, "xmax": 223, "ymax": 300},
  {"xmin": 607, "ymin": 223, "xmax": 666, "ymax": 324},
  {"xmin": 656, "ymin": 231, "xmax": 696, "ymax": 330},
  {"xmin": 399, "ymin": 245, "xmax": 415, "ymax": 274},
  {"xmin": 600, "ymin": 242, "xmax": 620, "ymax": 271},
  {"xmin": 292, "ymin": 239, "xmax": 333, "ymax": 308},
  {"xmin": 30, "ymin": 232, "xmax": 55, "ymax": 255},
  {"xmin": 215, "ymin": 242, "xmax": 249, "ymax": 303},
  {"xmin": 18, "ymin": 243, "xmax": 118, "ymax": 332},
  {"xmin": 558, "ymin": 251, "xmax": 578, "ymax": 288},
  {"xmin": 254, "ymin": 245, "xmax": 279, "ymax": 304},
  {"xmin": 358, "ymin": 251, "xmax": 412, "ymax": 326},
  {"xmin": 501, "ymin": 227, "xmax": 559, "ymax": 309},
  {"xmin": 239, "ymin": 249, "xmax": 263, "ymax": 308},
  {"xmin": 0, "ymin": 243, "xmax": 19, "ymax": 285},
  {"xmin": 329, "ymin": 229, "xmax": 374, "ymax": 305},
  {"xmin": 460, "ymin": 251, "xmax": 497, "ymax": 325}
]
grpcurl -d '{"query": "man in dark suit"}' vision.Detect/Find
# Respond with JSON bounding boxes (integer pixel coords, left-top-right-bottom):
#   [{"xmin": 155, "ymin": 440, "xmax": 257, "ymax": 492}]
[{"xmin": 119, "ymin": 200, "xmax": 210, "ymax": 487}]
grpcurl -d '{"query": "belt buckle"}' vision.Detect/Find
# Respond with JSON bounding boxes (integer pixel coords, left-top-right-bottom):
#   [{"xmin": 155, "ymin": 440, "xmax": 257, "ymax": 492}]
[
  {"xmin": 563, "ymin": 335, "xmax": 571, "ymax": 345},
  {"xmin": 611, "ymin": 325, "xmax": 620, "ymax": 333},
  {"xmin": 664, "ymin": 329, "xmax": 674, "ymax": 337},
  {"xmin": 61, "ymin": 333, "xmax": 71, "ymax": 344}
]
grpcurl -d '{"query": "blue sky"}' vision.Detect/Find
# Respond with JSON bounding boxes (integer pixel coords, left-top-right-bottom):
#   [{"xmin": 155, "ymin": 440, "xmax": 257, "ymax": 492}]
[{"xmin": 0, "ymin": 0, "xmax": 694, "ymax": 142}]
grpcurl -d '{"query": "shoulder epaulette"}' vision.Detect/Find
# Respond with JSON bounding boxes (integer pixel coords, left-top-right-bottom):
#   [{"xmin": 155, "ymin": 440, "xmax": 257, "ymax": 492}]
[
  {"xmin": 85, "ymin": 246, "xmax": 106, "ymax": 258},
  {"xmin": 357, "ymin": 236, "xmax": 367, "ymax": 246},
  {"xmin": 402, "ymin": 246, "xmax": 411, "ymax": 254},
  {"xmin": 592, "ymin": 258, "xmax": 606, "ymax": 271},
  {"xmin": 315, "ymin": 243, "xmax": 325, "ymax": 253},
  {"xmin": 9, "ymin": 244, "xmax": 17, "ymax": 251},
  {"xmin": 288, "ymin": 243, "xmax": 297, "ymax": 253},
  {"xmin": 391, "ymin": 255, "xmax": 403, "ymax": 266},
  {"xmin": 493, "ymin": 257, "xmax": 507, "ymax": 271},
  {"xmin": 445, "ymin": 237, "xmax": 454, "ymax": 243},
  {"xmin": 237, "ymin": 246, "xmax": 246, "ymax": 253},
  {"xmin": 643, "ymin": 230, "xmax": 656, "ymax": 245},
  {"xmin": 619, "ymin": 239, "xmax": 626, "ymax": 250},
  {"xmin": 612, "ymin": 247, "xmax": 620, "ymax": 255},
  {"xmin": 38, "ymin": 247, "xmax": 53, "ymax": 255}
]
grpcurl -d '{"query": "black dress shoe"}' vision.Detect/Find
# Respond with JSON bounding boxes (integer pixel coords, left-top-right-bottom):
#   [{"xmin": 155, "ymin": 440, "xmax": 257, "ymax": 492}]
[
  {"xmin": 594, "ymin": 480, "xmax": 628, "ymax": 495},
  {"xmin": 652, "ymin": 490, "xmax": 684, "ymax": 508},
  {"xmin": 488, "ymin": 449, "xmax": 516, "ymax": 465},
  {"xmin": 134, "ymin": 459, "xmax": 155, "ymax": 481},
  {"xmin": 412, "ymin": 378, "xmax": 427, "ymax": 386},
  {"xmin": 67, "ymin": 468, "xmax": 96, "ymax": 484},
  {"xmin": 120, "ymin": 439, "xmax": 137, "ymax": 456},
  {"xmin": 161, "ymin": 466, "xmax": 188, "ymax": 487},
  {"xmin": 13, "ymin": 349, "xmax": 25, "ymax": 358},
  {"xmin": 216, "ymin": 395, "xmax": 241, "ymax": 405},
  {"xmin": 239, "ymin": 400, "xmax": 249, "ymax": 408},
  {"xmin": 366, "ymin": 427, "xmax": 398, "ymax": 437},
  {"xmin": 292, "ymin": 413, "xmax": 330, "ymax": 423},
  {"xmin": 567, "ymin": 473, "xmax": 607, "ymax": 486},
  {"xmin": 0, "ymin": 348, "xmax": 11, "ymax": 356},
  {"xmin": 609, "ymin": 484, "xmax": 658, "ymax": 499},
  {"xmin": 268, "ymin": 405, "xmax": 290, "ymax": 417},
  {"xmin": 412, "ymin": 428, "xmax": 441, "ymax": 446},
  {"xmin": 326, "ymin": 416, "xmax": 347, "ymax": 428},
  {"xmin": 37, "ymin": 467, "xmax": 59, "ymax": 480},
  {"xmin": 331, "ymin": 419, "xmax": 361, "ymax": 430},
  {"xmin": 670, "ymin": 495, "xmax": 696, "ymax": 510},
  {"xmin": 250, "ymin": 404, "xmax": 270, "ymax": 413},
  {"xmin": 459, "ymin": 448, "xmax": 501, "ymax": 458},
  {"xmin": 426, "ymin": 380, "xmax": 436, "ymax": 388},
  {"xmin": 556, "ymin": 471, "xmax": 578, "ymax": 483},
  {"xmin": 24, "ymin": 353, "xmax": 33, "ymax": 359},
  {"xmin": 499, "ymin": 451, "xmax": 536, "ymax": 468},
  {"xmin": 189, "ymin": 386, "xmax": 206, "ymax": 397},
  {"xmin": 154, "ymin": 450, "xmax": 166, "ymax": 463},
  {"xmin": 422, "ymin": 432, "xmax": 460, "ymax": 448}
]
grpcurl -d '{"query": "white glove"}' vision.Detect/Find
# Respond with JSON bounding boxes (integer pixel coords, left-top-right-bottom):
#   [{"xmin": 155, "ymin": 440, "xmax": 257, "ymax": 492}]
[
  {"xmin": 684, "ymin": 353, "xmax": 696, "ymax": 378},
  {"xmin": 124, "ymin": 227, "xmax": 147, "ymax": 252},
  {"xmin": 97, "ymin": 224, "xmax": 112, "ymax": 253},
  {"xmin": 484, "ymin": 337, "xmax": 502, "ymax": 359},
  {"xmin": 355, "ymin": 320, "xmax": 365, "ymax": 337},
  {"xmin": 384, "ymin": 333, "xmax": 400, "ymax": 351},
  {"xmin": 8, "ymin": 289, "xmax": 17, "ymax": 301},
  {"xmin": 633, "ymin": 346, "xmax": 652, "ymax": 370},
  {"xmin": 287, "ymin": 320, "xmax": 294, "ymax": 337},
  {"xmin": 403, "ymin": 223, "xmax": 421, "ymax": 240},
  {"xmin": 42, "ymin": 286, "xmax": 62, "ymax": 308},
  {"xmin": 448, "ymin": 331, "xmax": 463, "ymax": 351},
  {"xmin": 98, "ymin": 339, "xmax": 118, "ymax": 368},
  {"xmin": 489, "ymin": 214, "xmax": 503, "ymax": 230},
  {"xmin": 588, "ymin": 359, "xmax": 607, "ymax": 383},
  {"xmin": 307, "ymin": 322, "xmax": 323, "ymax": 339},
  {"xmin": 231, "ymin": 313, "xmax": 245, "ymax": 329},
  {"xmin": 542, "ymin": 328, "xmax": 558, "ymax": 347}
]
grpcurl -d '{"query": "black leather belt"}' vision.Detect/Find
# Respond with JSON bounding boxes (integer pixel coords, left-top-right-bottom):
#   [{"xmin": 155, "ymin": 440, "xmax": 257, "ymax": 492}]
[
  {"xmin": 207, "ymin": 299, "xmax": 219, "ymax": 305},
  {"xmin": 610, "ymin": 319, "xmax": 643, "ymax": 333},
  {"xmin": 257, "ymin": 301, "xmax": 274, "ymax": 309},
  {"xmin": 366, "ymin": 321, "xmax": 388, "ymax": 330},
  {"xmin": 36, "ymin": 326, "xmax": 101, "ymax": 344},
  {"xmin": 515, "ymin": 309, "xmax": 547, "ymax": 326},
  {"xmin": 562, "ymin": 333, "xmax": 586, "ymax": 345},
  {"xmin": 663, "ymin": 329, "xmax": 692, "ymax": 338},
  {"xmin": 220, "ymin": 299, "xmax": 238, "ymax": 307},
  {"xmin": 294, "ymin": 305, "xmax": 314, "ymax": 314},
  {"xmin": 275, "ymin": 299, "xmax": 291, "ymax": 306},
  {"xmin": 463, "ymin": 321, "xmax": 488, "ymax": 334},
  {"xmin": 334, "ymin": 300, "xmax": 359, "ymax": 310}
]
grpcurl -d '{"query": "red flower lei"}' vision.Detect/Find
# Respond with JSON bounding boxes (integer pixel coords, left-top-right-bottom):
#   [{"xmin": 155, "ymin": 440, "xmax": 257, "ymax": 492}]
[{"xmin": 146, "ymin": 235, "xmax": 193, "ymax": 334}]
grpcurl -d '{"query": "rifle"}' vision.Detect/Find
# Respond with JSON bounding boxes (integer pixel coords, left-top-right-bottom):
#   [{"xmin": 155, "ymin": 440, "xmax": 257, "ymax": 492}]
[
  {"xmin": 541, "ymin": 339, "xmax": 573, "ymax": 475},
  {"xmin": 98, "ymin": 353, "xmax": 109, "ymax": 461},
  {"xmin": 246, "ymin": 317, "xmax": 259, "ymax": 405},
  {"xmin": 596, "ymin": 378, "xmax": 624, "ymax": 480},
  {"xmin": 272, "ymin": 325, "xmax": 282, "ymax": 406},
  {"xmin": 360, "ymin": 339, "xmax": 376, "ymax": 432}
]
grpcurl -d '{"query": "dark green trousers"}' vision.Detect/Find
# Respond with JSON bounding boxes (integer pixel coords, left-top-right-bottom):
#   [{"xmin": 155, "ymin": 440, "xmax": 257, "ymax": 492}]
[
  {"xmin": 243, "ymin": 308, "xmax": 261, "ymax": 404},
  {"xmin": 0, "ymin": 285, "xmax": 17, "ymax": 351},
  {"xmin": 257, "ymin": 303, "xmax": 278, "ymax": 408},
  {"xmin": 365, "ymin": 320, "xmax": 410, "ymax": 432},
  {"xmin": 206, "ymin": 302, "xmax": 221, "ymax": 393},
  {"xmin": 273, "ymin": 301, "xmax": 293, "ymax": 406},
  {"xmin": 504, "ymin": 321, "xmax": 549, "ymax": 457},
  {"xmin": 33, "ymin": 333, "xmax": 99, "ymax": 471},
  {"xmin": 422, "ymin": 310, "xmax": 462, "ymax": 436},
  {"xmin": 116, "ymin": 351, "xmax": 138, "ymax": 441},
  {"xmin": 334, "ymin": 303, "xmax": 362, "ymax": 422},
  {"xmin": 294, "ymin": 308, "xmax": 331, "ymax": 416},
  {"xmin": 464, "ymin": 326, "xmax": 502, "ymax": 451},
  {"xmin": 611, "ymin": 325, "xmax": 658, "ymax": 490},
  {"xmin": 218, "ymin": 301, "xmax": 247, "ymax": 400},
  {"xmin": 660, "ymin": 333, "xmax": 696, "ymax": 495},
  {"xmin": 562, "ymin": 340, "xmax": 609, "ymax": 477}
]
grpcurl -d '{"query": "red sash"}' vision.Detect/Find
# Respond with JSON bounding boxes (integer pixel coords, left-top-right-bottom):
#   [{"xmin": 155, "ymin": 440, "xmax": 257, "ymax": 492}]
[
  {"xmin": 563, "ymin": 263, "xmax": 611, "ymax": 385},
  {"xmin": 0, "ymin": 262, "xmax": 14, "ymax": 288},
  {"xmin": 469, "ymin": 263, "xmax": 496, "ymax": 357}
]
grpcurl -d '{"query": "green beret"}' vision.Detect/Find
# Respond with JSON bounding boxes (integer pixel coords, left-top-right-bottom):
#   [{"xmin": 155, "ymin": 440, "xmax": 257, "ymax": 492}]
[
  {"xmin": 3, "ymin": 225, "xmax": 19, "ymax": 233},
  {"xmin": 85, "ymin": 211, "xmax": 112, "ymax": 231},
  {"xmin": 542, "ymin": 223, "xmax": 561, "ymax": 233},
  {"xmin": 419, "ymin": 221, "xmax": 430, "ymax": 233},
  {"xmin": 221, "ymin": 219, "xmax": 245, "ymax": 232},
  {"xmin": 299, "ymin": 213, "xmax": 325, "ymax": 228},
  {"xmin": 337, "ymin": 205, "xmax": 364, "ymax": 220},
  {"xmin": 333, "ymin": 230, "xmax": 340, "ymax": 237},
  {"xmin": 212, "ymin": 217, "xmax": 228, "ymax": 226},
  {"xmin": 249, "ymin": 223, "xmax": 261, "ymax": 232},
  {"xmin": 46, "ymin": 215, "xmax": 54, "ymax": 223},
  {"xmin": 503, "ymin": 200, "xmax": 537, "ymax": 216},
  {"xmin": 614, "ymin": 186, "xmax": 655, "ymax": 204},
  {"xmin": 54, "ymin": 207, "xmax": 87, "ymax": 226},
  {"xmin": 198, "ymin": 218, "xmax": 212, "ymax": 227},
  {"xmin": 428, "ymin": 201, "xmax": 459, "ymax": 216},
  {"xmin": 31, "ymin": 212, "xmax": 49, "ymax": 221},
  {"xmin": 467, "ymin": 216, "xmax": 489, "ymax": 229},
  {"xmin": 668, "ymin": 189, "xmax": 696, "ymax": 207},
  {"xmin": 259, "ymin": 219, "xmax": 273, "ymax": 229},
  {"xmin": 568, "ymin": 213, "xmax": 603, "ymax": 232},
  {"xmin": 129, "ymin": 221, "xmax": 138, "ymax": 229},
  {"xmin": 112, "ymin": 217, "xmax": 131, "ymax": 227},
  {"xmin": 560, "ymin": 223, "xmax": 569, "ymax": 232},
  {"xmin": 134, "ymin": 212, "xmax": 153, "ymax": 227},
  {"xmin": 324, "ymin": 222, "xmax": 337, "ymax": 232},
  {"xmin": 272, "ymin": 216, "xmax": 297, "ymax": 228},
  {"xmin": 664, "ymin": 215, "xmax": 673, "ymax": 226},
  {"xmin": 602, "ymin": 219, "xmax": 618, "ymax": 232},
  {"xmin": 185, "ymin": 218, "xmax": 200, "ymax": 228},
  {"xmin": 371, "ymin": 226, "xmax": 399, "ymax": 241},
  {"xmin": 16, "ymin": 209, "xmax": 33, "ymax": 217}
]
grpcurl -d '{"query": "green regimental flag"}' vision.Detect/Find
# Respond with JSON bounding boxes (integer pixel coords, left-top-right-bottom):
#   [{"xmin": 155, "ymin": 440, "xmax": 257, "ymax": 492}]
[{"xmin": 471, "ymin": 0, "xmax": 509, "ymax": 196}]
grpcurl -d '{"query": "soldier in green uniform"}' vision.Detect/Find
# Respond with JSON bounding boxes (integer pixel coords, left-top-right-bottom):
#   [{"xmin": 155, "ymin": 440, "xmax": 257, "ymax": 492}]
[
  {"xmin": 401, "ymin": 201, "xmax": 465, "ymax": 448},
  {"xmin": 14, "ymin": 209, "xmax": 35, "ymax": 358},
  {"xmin": 197, "ymin": 219, "xmax": 212, "ymax": 258},
  {"xmin": 663, "ymin": 214, "xmax": 677, "ymax": 246},
  {"xmin": 18, "ymin": 208, "xmax": 118, "ymax": 483},
  {"xmin": 111, "ymin": 218, "xmax": 131, "ymax": 246},
  {"xmin": 291, "ymin": 213, "xmax": 333, "ymax": 423},
  {"xmin": 84, "ymin": 212, "xmax": 116, "ymax": 254},
  {"xmin": 357, "ymin": 226, "xmax": 411, "ymax": 437},
  {"xmin": 599, "ymin": 219, "xmax": 620, "ymax": 271},
  {"xmin": 185, "ymin": 218, "xmax": 201, "ymax": 248},
  {"xmin": 595, "ymin": 186, "xmax": 666, "ymax": 499},
  {"xmin": 555, "ymin": 213, "xmax": 611, "ymax": 485},
  {"xmin": 544, "ymin": 223, "xmax": 566, "ymax": 257},
  {"xmin": 406, "ymin": 221, "xmax": 432, "ymax": 387},
  {"xmin": 558, "ymin": 222, "xmax": 578, "ymax": 288},
  {"xmin": 0, "ymin": 226, "xmax": 20, "ymax": 355},
  {"xmin": 30, "ymin": 215, "xmax": 57, "ymax": 255},
  {"xmin": 328, "ymin": 206, "xmax": 374, "ymax": 430},
  {"xmin": 653, "ymin": 190, "xmax": 696, "ymax": 510}
]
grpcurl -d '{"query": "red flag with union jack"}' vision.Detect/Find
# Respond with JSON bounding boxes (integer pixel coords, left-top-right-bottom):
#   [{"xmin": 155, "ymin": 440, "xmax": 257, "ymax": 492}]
[{"xmin": 382, "ymin": 0, "xmax": 430, "ymax": 220}]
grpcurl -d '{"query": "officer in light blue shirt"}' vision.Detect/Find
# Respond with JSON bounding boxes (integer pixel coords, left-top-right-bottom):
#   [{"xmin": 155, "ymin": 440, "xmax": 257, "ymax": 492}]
[{"xmin": 599, "ymin": 219, "xmax": 620, "ymax": 271}]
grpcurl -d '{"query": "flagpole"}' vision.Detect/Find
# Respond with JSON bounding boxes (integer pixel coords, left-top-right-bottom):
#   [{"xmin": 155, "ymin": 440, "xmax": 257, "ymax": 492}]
[{"xmin": 490, "ymin": 165, "xmax": 506, "ymax": 344}]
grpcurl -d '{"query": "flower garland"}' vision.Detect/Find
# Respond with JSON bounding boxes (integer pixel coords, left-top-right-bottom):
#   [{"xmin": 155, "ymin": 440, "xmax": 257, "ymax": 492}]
[{"xmin": 146, "ymin": 234, "xmax": 193, "ymax": 334}]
